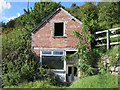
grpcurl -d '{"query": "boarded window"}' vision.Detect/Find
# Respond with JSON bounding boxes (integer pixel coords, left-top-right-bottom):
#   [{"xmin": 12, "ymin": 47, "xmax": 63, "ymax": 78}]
[
  {"xmin": 54, "ymin": 23, "xmax": 64, "ymax": 36},
  {"xmin": 42, "ymin": 56, "xmax": 64, "ymax": 69}
]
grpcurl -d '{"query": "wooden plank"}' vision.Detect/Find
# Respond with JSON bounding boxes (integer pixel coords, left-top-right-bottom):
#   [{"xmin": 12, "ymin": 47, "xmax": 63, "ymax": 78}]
[
  {"xmin": 95, "ymin": 30, "xmax": 107, "ymax": 34},
  {"xmin": 110, "ymin": 34, "xmax": 120, "ymax": 38},
  {"xmin": 109, "ymin": 27, "xmax": 120, "ymax": 32},
  {"xmin": 95, "ymin": 42, "xmax": 120, "ymax": 47},
  {"xmin": 110, "ymin": 42, "xmax": 120, "ymax": 45},
  {"xmin": 95, "ymin": 43, "xmax": 106, "ymax": 47},
  {"xmin": 95, "ymin": 27, "xmax": 120, "ymax": 34},
  {"xmin": 96, "ymin": 34, "xmax": 120, "ymax": 41},
  {"xmin": 96, "ymin": 37, "xmax": 107, "ymax": 41}
]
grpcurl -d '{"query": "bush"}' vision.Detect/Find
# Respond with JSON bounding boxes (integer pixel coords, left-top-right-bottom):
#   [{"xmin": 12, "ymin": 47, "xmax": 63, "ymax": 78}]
[
  {"xmin": 2, "ymin": 71, "xmax": 21, "ymax": 86},
  {"xmin": 2, "ymin": 26, "xmax": 46, "ymax": 86},
  {"xmin": 46, "ymin": 71, "xmax": 65, "ymax": 87},
  {"xmin": 2, "ymin": 59, "xmax": 45, "ymax": 86}
]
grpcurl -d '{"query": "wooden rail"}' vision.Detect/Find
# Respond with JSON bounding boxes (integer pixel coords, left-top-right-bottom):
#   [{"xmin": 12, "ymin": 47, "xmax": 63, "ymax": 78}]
[{"xmin": 95, "ymin": 27, "xmax": 120, "ymax": 50}]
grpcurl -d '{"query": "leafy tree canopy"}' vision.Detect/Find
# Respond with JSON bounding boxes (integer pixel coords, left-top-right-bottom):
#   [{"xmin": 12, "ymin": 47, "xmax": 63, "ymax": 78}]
[
  {"xmin": 97, "ymin": 2, "xmax": 120, "ymax": 30},
  {"xmin": 20, "ymin": 1, "xmax": 61, "ymax": 29}
]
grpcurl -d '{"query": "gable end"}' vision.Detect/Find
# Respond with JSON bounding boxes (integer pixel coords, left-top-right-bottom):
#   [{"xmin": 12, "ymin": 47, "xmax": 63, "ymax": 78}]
[{"xmin": 32, "ymin": 7, "xmax": 82, "ymax": 33}]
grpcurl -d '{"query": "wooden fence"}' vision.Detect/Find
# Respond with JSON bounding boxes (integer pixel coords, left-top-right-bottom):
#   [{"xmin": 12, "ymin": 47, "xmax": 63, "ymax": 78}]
[{"xmin": 95, "ymin": 27, "xmax": 120, "ymax": 50}]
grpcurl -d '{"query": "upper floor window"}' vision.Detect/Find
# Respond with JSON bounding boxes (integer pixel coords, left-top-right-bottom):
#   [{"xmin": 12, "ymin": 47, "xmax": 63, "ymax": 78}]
[
  {"xmin": 53, "ymin": 51, "xmax": 63, "ymax": 55},
  {"xmin": 54, "ymin": 22, "xmax": 64, "ymax": 36},
  {"xmin": 42, "ymin": 51, "xmax": 51, "ymax": 55}
]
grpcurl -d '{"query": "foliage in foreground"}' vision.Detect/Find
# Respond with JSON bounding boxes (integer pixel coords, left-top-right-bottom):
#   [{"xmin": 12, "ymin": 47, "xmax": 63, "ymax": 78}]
[
  {"xmin": 4, "ymin": 80, "xmax": 64, "ymax": 88},
  {"xmin": 2, "ymin": 26, "xmax": 42, "ymax": 86},
  {"xmin": 70, "ymin": 73, "xmax": 119, "ymax": 88}
]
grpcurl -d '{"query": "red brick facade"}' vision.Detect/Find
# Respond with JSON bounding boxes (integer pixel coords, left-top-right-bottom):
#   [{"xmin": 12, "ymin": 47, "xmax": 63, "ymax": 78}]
[{"xmin": 32, "ymin": 8, "xmax": 82, "ymax": 57}]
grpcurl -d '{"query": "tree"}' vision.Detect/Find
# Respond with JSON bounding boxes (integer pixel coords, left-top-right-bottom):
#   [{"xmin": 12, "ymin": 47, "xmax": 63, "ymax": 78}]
[
  {"xmin": 79, "ymin": 2, "xmax": 99, "ymax": 33},
  {"xmin": 6, "ymin": 19, "xmax": 15, "ymax": 28},
  {"xmin": 71, "ymin": 3, "xmax": 76, "ymax": 7},
  {"xmin": 97, "ymin": 2, "xmax": 120, "ymax": 30},
  {"xmin": 66, "ymin": 4, "xmax": 80, "ymax": 19},
  {"xmin": 20, "ymin": 1, "xmax": 61, "ymax": 29},
  {"xmin": 0, "ymin": 21, "xmax": 6, "ymax": 27},
  {"xmin": 0, "ymin": 21, "xmax": 6, "ymax": 30}
]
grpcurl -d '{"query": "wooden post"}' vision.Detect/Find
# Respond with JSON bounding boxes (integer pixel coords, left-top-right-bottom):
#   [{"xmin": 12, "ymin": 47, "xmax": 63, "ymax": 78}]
[
  {"xmin": 106, "ymin": 30, "xmax": 110, "ymax": 50},
  {"xmin": 40, "ymin": 51, "xmax": 42, "ymax": 66}
]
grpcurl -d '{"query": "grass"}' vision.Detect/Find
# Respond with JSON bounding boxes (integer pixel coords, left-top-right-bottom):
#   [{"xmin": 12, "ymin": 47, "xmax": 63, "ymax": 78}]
[
  {"xmin": 70, "ymin": 73, "xmax": 119, "ymax": 88},
  {"xmin": 4, "ymin": 73, "xmax": 119, "ymax": 88},
  {"xmin": 4, "ymin": 80, "xmax": 65, "ymax": 88}
]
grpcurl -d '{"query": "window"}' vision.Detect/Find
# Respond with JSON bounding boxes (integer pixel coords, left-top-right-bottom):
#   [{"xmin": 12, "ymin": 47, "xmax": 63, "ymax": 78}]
[
  {"xmin": 41, "ymin": 50, "xmax": 64, "ymax": 70},
  {"xmin": 42, "ymin": 56, "xmax": 64, "ymax": 69},
  {"xmin": 53, "ymin": 51, "xmax": 63, "ymax": 55},
  {"xmin": 54, "ymin": 22, "xmax": 64, "ymax": 36},
  {"xmin": 42, "ymin": 51, "xmax": 51, "ymax": 55}
]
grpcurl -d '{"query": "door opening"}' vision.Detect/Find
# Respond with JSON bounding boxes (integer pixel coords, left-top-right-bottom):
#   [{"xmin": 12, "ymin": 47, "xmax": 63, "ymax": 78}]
[
  {"xmin": 66, "ymin": 51, "xmax": 78, "ymax": 82},
  {"xmin": 66, "ymin": 65, "xmax": 78, "ymax": 82}
]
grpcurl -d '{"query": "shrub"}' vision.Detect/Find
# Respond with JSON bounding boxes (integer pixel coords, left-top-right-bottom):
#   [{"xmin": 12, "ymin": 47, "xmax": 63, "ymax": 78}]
[
  {"xmin": 46, "ymin": 71, "xmax": 65, "ymax": 87},
  {"xmin": 2, "ymin": 26, "xmax": 45, "ymax": 86}
]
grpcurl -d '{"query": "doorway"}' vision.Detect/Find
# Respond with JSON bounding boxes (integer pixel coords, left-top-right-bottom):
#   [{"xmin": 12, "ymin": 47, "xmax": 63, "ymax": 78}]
[
  {"xmin": 66, "ymin": 65, "xmax": 78, "ymax": 82},
  {"xmin": 66, "ymin": 50, "xmax": 78, "ymax": 82}
]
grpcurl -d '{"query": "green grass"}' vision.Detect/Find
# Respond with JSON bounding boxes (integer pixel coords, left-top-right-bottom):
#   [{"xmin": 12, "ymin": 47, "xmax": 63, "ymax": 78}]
[
  {"xmin": 70, "ymin": 73, "xmax": 119, "ymax": 88},
  {"xmin": 4, "ymin": 80, "xmax": 65, "ymax": 88}
]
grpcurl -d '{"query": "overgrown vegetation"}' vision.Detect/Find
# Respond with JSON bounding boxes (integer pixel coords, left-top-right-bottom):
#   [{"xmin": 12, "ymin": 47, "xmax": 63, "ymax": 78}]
[
  {"xmin": 2, "ymin": 1, "xmax": 64, "ymax": 87},
  {"xmin": 1, "ymin": 1, "xmax": 120, "ymax": 88}
]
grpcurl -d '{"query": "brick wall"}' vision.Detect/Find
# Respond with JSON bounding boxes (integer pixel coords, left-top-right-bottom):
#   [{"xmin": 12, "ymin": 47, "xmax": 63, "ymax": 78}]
[
  {"xmin": 32, "ymin": 9, "xmax": 82, "ymax": 57},
  {"xmin": 32, "ymin": 10, "xmax": 82, "ymax": 48}
]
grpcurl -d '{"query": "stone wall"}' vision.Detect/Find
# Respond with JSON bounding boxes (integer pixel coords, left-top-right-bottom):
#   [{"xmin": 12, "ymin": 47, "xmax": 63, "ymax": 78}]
[
  {"xmin": 107, "ymin": 61, "xmax": 120, "ymax": 76},
  {"xmin": 100, "ymin": 54, "xmax": 120, "ymax": 76}
]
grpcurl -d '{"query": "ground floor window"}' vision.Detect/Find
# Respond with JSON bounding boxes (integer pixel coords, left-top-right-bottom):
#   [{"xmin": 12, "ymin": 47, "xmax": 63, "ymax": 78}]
[{"xmin": 42, "ymin": 56, "xmax": 64, "ymax": 69}]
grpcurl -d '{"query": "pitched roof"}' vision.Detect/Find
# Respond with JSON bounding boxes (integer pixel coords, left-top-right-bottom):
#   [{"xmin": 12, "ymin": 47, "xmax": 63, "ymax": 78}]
[{"xmin": 32, "ymin": 7, "xmax": 82, "ymax": 33}]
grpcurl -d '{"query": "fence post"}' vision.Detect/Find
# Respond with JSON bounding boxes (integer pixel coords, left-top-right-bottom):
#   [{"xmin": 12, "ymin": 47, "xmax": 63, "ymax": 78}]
[{"xmin": 106, "ymin": 30, "xmax": 110, "ymax": 50}]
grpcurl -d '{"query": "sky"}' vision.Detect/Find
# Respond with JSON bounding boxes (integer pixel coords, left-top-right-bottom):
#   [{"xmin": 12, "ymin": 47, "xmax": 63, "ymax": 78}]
[{"xmin": 0, "ymin": 0, "xmax": 98, "ymax": 23}]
